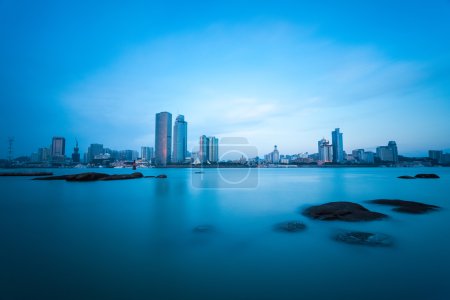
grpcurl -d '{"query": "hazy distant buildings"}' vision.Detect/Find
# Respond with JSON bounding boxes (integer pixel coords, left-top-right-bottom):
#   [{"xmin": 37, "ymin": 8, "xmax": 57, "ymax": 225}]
[
  {"xmin": 265, "ymin": 145, "xmax": 280, "ymax": 163},
  {"xmin": 352, "ymin": 149, "xmax": 365, "ymax": 162},
  {"xmin": 155, "ymin": 112, "xmax": 172, "ymax": 166},
  {"xmin": 141, "ymin": 146, "xmax": 154, "ymax": 162},
  {"xmin": 173, "ymin": 115, "xmax": 188, "ymax": 163},
  {"xmin": 51, "ymin": 137, "xmax": 65, "ymax": 162},
  {"xmin": 87, "ymin": 143, "xmax": 104, "ymax": 163},
  {"xmin": 429, "ymin": 150, "xmax": 443, "ymax": 163},
  {"xmin": 199, "ymin": 135, "xmax": 219, "ymax": 163},
  {"xmin": 38, "ymin": 147, "xmax": 50, "ymax": 162},
  {"xmin": 72, "ymin": 140, "xmax": 80, "ymax": 163},
  {"xmin": 376, "ymin": 141, "xmax": 398, "ymax": 162},
  {"xmin": 318, "ymin": 139, "xmax": 333, "ymax": 162},
  {"xmin": 331, "ymin": 128, "xmax": 344, "ymax": 163}
]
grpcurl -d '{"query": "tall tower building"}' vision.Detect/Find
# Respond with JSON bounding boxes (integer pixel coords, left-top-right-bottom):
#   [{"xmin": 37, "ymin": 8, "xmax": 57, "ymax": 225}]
[
  {"xmin": 72, "ymin": 140, "xmax": 80, "ymax": 163},
  {"xmin": 155, "ymin": 112, "xmax": 172, "ymax": 166},
  {"xmin": 272, "ymin": 145, "xmax": 280, "ymax": 163},
  {"xmin": 331, "ymin": 128, "xmax": 344, "ymax": 163},
  {"xmin": 51, "ymin": 136, "xmax": 66, "ymax": 162},
  {"xmin": 208, "ymin": 137, "xmax": 219, "ymax": 163},
  {"xmin": 199, "ymin": 135, "xmax": 209, "ymax": 163},
  {"xmin": 173, "ymin": 115, "xmax": 188, "ymax": 163},
  {"xmin": 388, "ymin": 141, "xmax": 398, "ymax": 163},
  {"xmin": 318, "ymin": 138, "xmax": 333, "ymax": 162}
]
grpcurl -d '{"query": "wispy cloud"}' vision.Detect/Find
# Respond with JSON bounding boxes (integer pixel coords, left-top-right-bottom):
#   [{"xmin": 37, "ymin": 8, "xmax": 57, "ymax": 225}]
[{"xmin": 61, "ymin": 21, "xmax": 444, "ymax": 154}]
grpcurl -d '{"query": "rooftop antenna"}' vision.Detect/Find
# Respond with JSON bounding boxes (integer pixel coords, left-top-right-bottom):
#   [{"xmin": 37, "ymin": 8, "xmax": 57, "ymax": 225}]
[{"xmin": 7, "ymin": 136, "xmax": 14, "ymax": 161}]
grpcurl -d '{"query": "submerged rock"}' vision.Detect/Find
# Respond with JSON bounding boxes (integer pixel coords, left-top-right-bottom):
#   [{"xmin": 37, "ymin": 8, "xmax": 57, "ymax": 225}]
[
  {"xmin": 303, "ymin": 201, "xmax": 387, "ymax": 222},
  {"xmin": 274, "ymin": 221, "xmax": 306, "ymax": 232},
  {"xmin": 155, "ymin": 174, "xmax": 167, "ymax": 178},
  {"xmin": 414, "ymin": 173, "xmax": 440, "ymax": 179},
  {"xmin": 398, "ymin": 175, "xmax": 416, "ymax": 179},
  {"xmin": 33, "ymin": 172, "xmax": 143, "ymax": 182},
  {"xmin": 0, "ymin": 172, "xmax": 53, "ymax": 176},
  {"xmin": 334, "ymin": 231, "xmax": 393, "ymax": 247},
  {"xmin": 193, "ymin": 225, "xmax": 215, "ymax": 233},
  {"xmin": 368, "ymin": 199, "xmax": 440, "ymax": 214}
]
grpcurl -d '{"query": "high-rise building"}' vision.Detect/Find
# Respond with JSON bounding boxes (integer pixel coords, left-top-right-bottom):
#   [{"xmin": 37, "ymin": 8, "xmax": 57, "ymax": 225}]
[
  {"xmin": 38, "ymin": 147, "xmax": 50, "ymax": 162},
  {"xmin": 208, "ymin": 137, "xmax": 219, "ymax": 163},
  {"xmin": 318, "ymin": 139, "xmax": 333, "ymax": 162},
  {"xmin": 388, "ymin": 141, "xmax": 398, "ymax": 163},
  {"xmin": 428, "ymin": 150, "xmax": 443, "ymax": 163},
  {"xmin": 199, "ymin": 135, "xmax": 219, "ymax": 163},
  {"xmin": 155, "ymin": 112, "xmax": 172, "ymax": 166},
  {"xmin": 87, "ymin": 143, "xmax": 104, "ymax": 163},
  {"xmin": 72, "ymin": 140, "xmax": 80, "ymax": 163},
  {"xmin": 199, "ymin": 135, "xmax": 209, "ymax": 163},
  {"xmin": 272, "ymin": 145, "xmax": 280, "ymax": 163},
  {"xmin": 363, "ymin": 151, "xmax": 375, "ymax": 164},
  {"xmin": 376, "ymin": 146, "xmax": 394, "ymax": 162},
  {"xmin": 331, "ymin": 128, "xmax": 344, "ymax": 163},
  {"xmin": 173, "ymin": 115, "xmax": 188, "ymax": 163},
  {"xmin": 141, "ymin": 146, "xmax": 154, "ymax": 162},
  {"xmin": 51, "ymin": 137, "xmax": 66, "ymax": 162}
]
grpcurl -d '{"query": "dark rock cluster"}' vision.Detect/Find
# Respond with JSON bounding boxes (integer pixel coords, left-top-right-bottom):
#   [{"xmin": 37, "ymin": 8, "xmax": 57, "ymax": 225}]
[
  {"xmin": 33, "ymin": 172, "xmax": 144, "ymax": 181},
  {"xmin": 398, "ymin": 173, "xmax": 440, "ymax": 179},
  {"xmin": 303, "ymin": 201, "xmax": 387, "ymax": 222},
  {"xmin": 368, "ymin": 199, "xmax": 440, "ymax": 214}
]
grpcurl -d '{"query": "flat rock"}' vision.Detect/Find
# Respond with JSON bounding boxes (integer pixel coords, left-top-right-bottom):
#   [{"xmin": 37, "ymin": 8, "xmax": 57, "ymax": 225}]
[
  {"xmin": 155, "ymin": 174, "xmax": 167, "ymax": 178},
  {"xmin": 398, "ymin": 175, "xmax": 416, "ymax": 179},
  {"xmin": 193, "ymin": 225, "xmax": 215, "ymax": 233},
  {"xmin": 368, "ymin": 199, "xmax": 440, "ymax": 214},
  {"xmin": 274, "ymin": 221, "xmax": 306, "ymax": 232},
  {"xmin": 303, "ymin": 201, "xmax": 387, "ymax": 221},
  {"xmin": 0, "ymin": 172, "xmax": 53, "ymax": 176},
  {"xmin": 415, "ymin": 173, "xmax": 440, "ymax": 179},
  {"xmin": 334, "ymin": 231, "xmax": 393, "ymax": 247},
  {"xmin": 33, "ymin": 172, "xmax": 143, "ymax": 182}
]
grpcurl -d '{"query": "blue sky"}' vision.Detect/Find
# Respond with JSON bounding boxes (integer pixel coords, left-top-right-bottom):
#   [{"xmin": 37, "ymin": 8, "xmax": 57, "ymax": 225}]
[{"xmin": 1, "ymin": 0, "xmax": 450, "ymax": 157}]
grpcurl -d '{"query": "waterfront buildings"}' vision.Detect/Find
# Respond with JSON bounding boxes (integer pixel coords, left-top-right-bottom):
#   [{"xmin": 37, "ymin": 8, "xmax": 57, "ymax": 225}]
[
  {"xmin": 72, "ymin": 140, "xmax": 80, "ymax": 163},
  {"xmin": 155, "ymin": 112, "xmax": 172, "ymax": 166},
  {"xmin": 331, "ymin": 128, "xmax": 344, "ymax": 163},
  {"xmin": 376, "ymin": 141, "xmax": 398, "ymax": 162},
  {"xmin": 51, "ymin": 136, "xmax": 66, "ymax": 162},
  {"xmin": 318, "ymin": 139, "xmax": 333, "ymax": 162},
  {"xmin": 141, "ymin": 146, "xmax": 154, "ymax": 162},
  {"xmin": 429, "ymin": 150, "xmax": 443, "ymax": 163},
  {"xmin": 265, "ymin": 145, "xmax": 280, "ymax": 163},
  {"xmin": 173, "ymin": 115, "xmax": 188, "ymax": 163},
  {"xmin": 199, "ymin": 135, "xmax": 219, "ymax": 163},
  {"xmin": 87, "ymin": 143, "xmax": 104, "ymax": 163}
]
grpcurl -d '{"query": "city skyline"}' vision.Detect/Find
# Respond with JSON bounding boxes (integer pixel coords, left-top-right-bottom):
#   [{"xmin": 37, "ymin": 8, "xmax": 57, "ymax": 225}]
[{"xmin": 1, "ymin": 1, "xmax": 450, "ymax": 157}]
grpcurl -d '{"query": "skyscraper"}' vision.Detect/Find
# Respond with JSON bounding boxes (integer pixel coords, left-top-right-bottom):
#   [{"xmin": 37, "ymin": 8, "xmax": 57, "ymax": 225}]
[
  {"xmin": 208, "ymin": 137, "xmax": 219, "ymax": 163},
  {"xmin": 388, "ymin": 141, "xmax": 398, "ymax": 163},
  {"xmin": 51, "ymin": 136, "xmax": 65, "ymax": 162},
  {"xmin": 331, "ymin": 128, "xmax": 344, "ymax": 163},
  {"xmin": 87, "ymin": 143, "xmax": 104, "ymax": 163},
  {"xmin": 72, "ymin": 140, "xmax": 80, "ymax": 163},
  {"xmin": 141, "ymin": 146, "xmax": 154, "ymax": 162},
  {"xmin": 199, "ymin": 135, "xmax": 219, "ymax": 163},
  {"xmin": 318, "ymin": 138, "xmax": 333, "ymax": 162},
  {"xmin": 155, "ymin": 112, "xmax": 172, "ymax": 166},
  {"xmin": 173, "ymin": 115, "xmax": 187, "ymax": 163}
]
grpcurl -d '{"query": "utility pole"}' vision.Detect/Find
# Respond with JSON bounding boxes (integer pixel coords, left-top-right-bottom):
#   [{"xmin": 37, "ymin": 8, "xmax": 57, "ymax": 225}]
[{"xmin": 7, "ymin": 137, "xmax": 14, "ymax": 161}]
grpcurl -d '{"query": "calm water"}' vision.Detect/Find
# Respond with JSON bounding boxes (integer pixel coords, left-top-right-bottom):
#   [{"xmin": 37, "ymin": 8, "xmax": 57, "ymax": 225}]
[{"xmin": 1, "ymin": 167, "xmax": 449, "ymax": 300}]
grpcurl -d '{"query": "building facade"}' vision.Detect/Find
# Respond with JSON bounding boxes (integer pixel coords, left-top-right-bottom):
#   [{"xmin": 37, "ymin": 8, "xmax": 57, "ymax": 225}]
[
  {"xmin": 331, "ymin": 128, "xmax": 344, "ymax": 163},
  {"xmin": 173, "ymin": 115, "xmax": 188, "ymax": 163},
  {"xmin": 155, "ymin": 112, "xmax": 172, "ymax": 166},
  {"xmin": 141, "ymin": 146, "xmax": 154, "ymax": 162},
  {"xmin": 318, "ymin": 139, "xmax": 333, "ymax": 162},
  {"xmin": 87, "ymin": 143, "xmax": 104, "ymax": 163},
  {"xmin": 72, "ymin": 140, "xmax": 80, "ymax": 163},
  {"xmin": 51, "ymin": 136, "xmax": 66, "ymax": 162},
  {"xmin": 199, "ymin": 135, "xmax": 219, "ymax": 163}
]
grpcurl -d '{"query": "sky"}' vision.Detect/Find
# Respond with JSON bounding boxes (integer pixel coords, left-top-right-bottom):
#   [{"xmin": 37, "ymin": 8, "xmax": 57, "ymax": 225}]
[{"xmin": 1, "ymin": 0, "xmax": 450, "ymax": 158}]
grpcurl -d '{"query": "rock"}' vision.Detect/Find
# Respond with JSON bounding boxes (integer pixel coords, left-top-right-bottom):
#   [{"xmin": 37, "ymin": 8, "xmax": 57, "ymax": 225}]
[
  {"xmin": 368, "ymin": 199, "xmax": 440, "ymax": 214},
  {"xmin": 33, "ymin": 172, "xmax": 143, "ymax": 182},
  {"xmin": 334, "ymin": 231, "xmax": 393, "ymax": 247},
  {"xmin": 193, "ymin": 225, "xmax": 215, "ymax": 233},
  {"xmin": 100, "ymin": 172, "xmax": 143, "ymax": 181},
  {"xmin": 155, "ymin": 174, "xmax": 167, "ymax": 178},
  {"xmin": 415, "ymin": 173, "xmax": 440, "ymax": 179},
  {"xmin": 303, "ymin": 201, "xmax": 387, "ymax": 222},
  {"xmin": 398, "ymin": 175, "xmax": 416, "ymax": 179},
  {"xmin": 274, "ymin": 221, "xmax": 306, "ymax": 232},
  {"xmin": 0, "ymin": 172, "xmax": 53, "ymax": 176}
]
